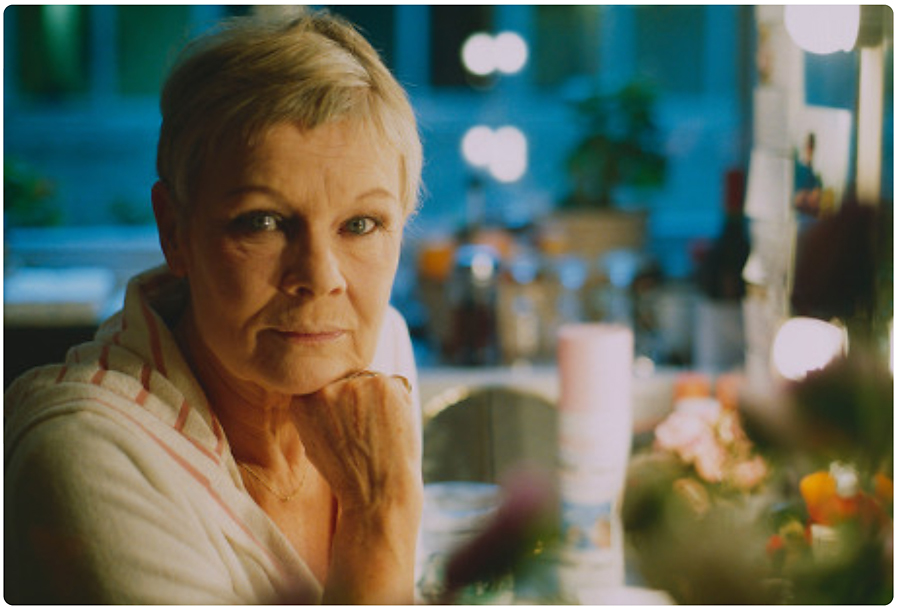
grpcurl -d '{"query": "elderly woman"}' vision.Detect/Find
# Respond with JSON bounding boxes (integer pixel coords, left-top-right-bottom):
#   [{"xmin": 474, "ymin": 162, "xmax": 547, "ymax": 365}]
[{"xmin": 5, "ymin": 11, "xmax": 423, "ymax": 604}]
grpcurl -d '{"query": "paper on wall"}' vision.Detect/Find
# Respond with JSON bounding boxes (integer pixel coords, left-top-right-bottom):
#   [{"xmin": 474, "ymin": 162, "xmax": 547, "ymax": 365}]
[
  {"xmin": 745, "ymin": 148, "xmax": 793, "ymax": 222},
  {"xmin": 754, "ymin": 88, "xmax": 792, "ymax": 153}
]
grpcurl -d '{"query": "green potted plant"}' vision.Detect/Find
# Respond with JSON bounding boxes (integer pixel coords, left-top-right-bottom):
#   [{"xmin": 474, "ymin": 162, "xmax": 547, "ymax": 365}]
[
  {"xmin": 553, "ymin": 81, "xmax": 667, "ymax": 257},
  {"xmin": 4, "ymin": 158, "xmax": 62, "ymax": 228}
]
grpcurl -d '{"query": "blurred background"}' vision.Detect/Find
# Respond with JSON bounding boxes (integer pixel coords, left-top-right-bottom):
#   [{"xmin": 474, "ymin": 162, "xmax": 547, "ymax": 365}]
[
  {"xmin": 4, "ymin": 6, "xmax": 894, "ymax": 604},
  {"xmin": 3, "ymin": 5, "xmax": 893, "ymax": 382}
]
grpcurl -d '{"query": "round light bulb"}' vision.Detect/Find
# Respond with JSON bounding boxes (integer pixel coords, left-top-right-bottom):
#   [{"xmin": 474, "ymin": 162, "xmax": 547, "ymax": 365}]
[
  {"xmin": 488, "ymin": 126, "xmax": 528, "ymax": 183},
  {"xmin": 784, "ymin": 5, "xmax": 860, "ymax": 54},
  {"xmin": 461, "ymin": 33, "xmax": 496, "ymax": 76},
  {"xmin": 494, "ymin": 31, "xmax": 528, "ymax": 74},
  {"xmin": 772, "ymin": 317, "xmax": 846, "ymax": 381},
  {"xmin": 461, "ymin": 125, "xmax": 495, "ymax": 168}
]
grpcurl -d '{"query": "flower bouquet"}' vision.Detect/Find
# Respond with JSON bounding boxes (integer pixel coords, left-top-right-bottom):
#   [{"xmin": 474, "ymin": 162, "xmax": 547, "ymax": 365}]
[
  {"xmin": 623, "ymin": 374, "xmax": 784, "ymax": 604},
  {"xmin": 623, "ymin": 355, "xmax": 893, "ymax": 605}
]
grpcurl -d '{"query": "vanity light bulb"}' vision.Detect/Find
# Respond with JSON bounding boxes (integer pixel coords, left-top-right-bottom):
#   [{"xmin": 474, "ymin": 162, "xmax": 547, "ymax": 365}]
[
  {"xmin": 772, "ymin": 317, "xmax": 846, "ymax": 381},
  {"xmin": 490, "ymin": 127, "xmax": 528, "ymax": 183},
  {"xmin": 784, "ymin": 5, "xmax": 860, "ymax": 54},
  {"xmin": 462, "ymin": 126, "xmax": 495, "ymax": 168},
  {"xmin": 460, "ymin": 125, "xmax": 528, "ymax": 183},
  {"xmin": 461, "ymin": 33, "xmax": 496, "ymax": 76},
  {"xmin": 462, "ymin": 31, "xmax": 528, "ymax": 77},
  {"xmin": 494, "ymin": 32, "xmax": 528, "ymax": 74}
]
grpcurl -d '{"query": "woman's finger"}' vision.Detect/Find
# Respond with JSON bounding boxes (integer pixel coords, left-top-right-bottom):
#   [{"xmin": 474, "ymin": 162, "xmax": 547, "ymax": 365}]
[
  {"xmin": 391, "ymin": 374, "xmax": 411, "ymax": 393},
  {"xmin": 340, "ymin": 369, "xmax": 411, "ymax": 394},
  {"xmin": 340, "ymin": 369, "xmax": 381, "ymax": 382}
]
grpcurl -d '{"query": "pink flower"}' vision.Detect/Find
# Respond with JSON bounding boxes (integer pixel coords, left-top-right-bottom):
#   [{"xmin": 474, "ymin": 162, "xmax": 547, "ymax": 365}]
[
  {"xmin": 654, "ymin": 410, "xmax": 708, "ymax": 454},
  {"xmin": 655, "ymin": 408, "xmax": 727, "ymax": 483},
  {"xmin": 655, "ymin": 399, "xmax": 724, "ymax": 457},
  {"xmin": 675, "ymin": 398, "xmax": 723, "ymax": 426},
  {"xmin": 692, "ymin": 433, "xmax": 727, "ymax": 483},
  {"xmin": 730, "ymin": 455, "xmax": 768, "ymax": 491}
]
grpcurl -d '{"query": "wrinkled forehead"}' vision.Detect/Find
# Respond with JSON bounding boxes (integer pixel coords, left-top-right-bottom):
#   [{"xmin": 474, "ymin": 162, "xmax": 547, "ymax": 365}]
[
  {"xmin": 196, "ymin": 119, "xmax": 404, "ymax": 201},
  {"xmin": 248, "ymin": 116, "xmax": 385, "ymax": 153}
]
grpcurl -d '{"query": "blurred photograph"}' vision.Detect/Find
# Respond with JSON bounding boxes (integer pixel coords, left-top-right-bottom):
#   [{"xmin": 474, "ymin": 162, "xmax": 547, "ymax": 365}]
[{"xmin": 5, "ymin": 5, "xmax": 892, "ymax": 606}]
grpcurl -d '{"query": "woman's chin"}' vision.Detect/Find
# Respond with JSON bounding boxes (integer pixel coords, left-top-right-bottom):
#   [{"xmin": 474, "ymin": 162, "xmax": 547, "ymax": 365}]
[{"xmin": 263, "ymin": 364, "xmax": 359, "ymax": 397}]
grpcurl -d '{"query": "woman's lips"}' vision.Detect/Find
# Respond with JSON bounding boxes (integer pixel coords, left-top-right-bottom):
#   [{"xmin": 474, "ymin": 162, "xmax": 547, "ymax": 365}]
[{"xmin": 274, "ymin": 329, "xmax": 346, "ymax": 343}]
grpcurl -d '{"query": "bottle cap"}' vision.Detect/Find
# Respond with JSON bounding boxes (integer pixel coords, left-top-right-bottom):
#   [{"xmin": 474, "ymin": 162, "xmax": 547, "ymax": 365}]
[{"xmin": 557, "ymin": 323, "xmax": 633, "ymax": 414}]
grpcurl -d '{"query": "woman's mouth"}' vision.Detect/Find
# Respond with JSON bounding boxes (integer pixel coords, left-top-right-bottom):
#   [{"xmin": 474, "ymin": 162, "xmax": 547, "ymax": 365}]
[{"xmin": 274, "ymin": 329, "xmax": 346, "ymax": 344}]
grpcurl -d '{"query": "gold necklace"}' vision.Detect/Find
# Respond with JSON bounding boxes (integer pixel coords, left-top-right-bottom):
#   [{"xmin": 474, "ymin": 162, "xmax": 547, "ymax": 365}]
[{"xmin": 238, "ymin": 461, "xmax": 307, "ymax": 502}]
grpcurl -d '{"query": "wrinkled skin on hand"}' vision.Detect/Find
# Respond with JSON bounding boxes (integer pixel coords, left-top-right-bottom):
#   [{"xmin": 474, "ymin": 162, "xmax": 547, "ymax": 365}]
[
  {"xmin": 290, "ymin": 373, "xmax": 423, "ymax": 604},
  {"xmin": 291, "ymin": 372, "xmax": 421, "ymax": 510}
]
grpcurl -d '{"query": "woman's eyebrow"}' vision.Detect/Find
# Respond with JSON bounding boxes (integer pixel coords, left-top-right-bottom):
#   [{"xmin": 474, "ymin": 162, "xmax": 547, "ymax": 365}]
[
  {"xmin": 355, "ymin": 187, "xmax": 398, "ymax": 202},
  {"xmin": 221, "ymin": 184, "xmax": 294, "ymax": 207},
  {"xmin": 224, "ymin": 184, "xmax": 281, "ymax": 198},
  {"xmin": 221, "ymin": 185, "xmax": 398, "ymax": 207}
]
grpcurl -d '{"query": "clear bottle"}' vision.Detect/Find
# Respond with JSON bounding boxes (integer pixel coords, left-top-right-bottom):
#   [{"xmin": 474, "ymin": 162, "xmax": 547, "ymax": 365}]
[{"xmin": 497, "ymin": 249, "xmax": 543, "ymax": 366}]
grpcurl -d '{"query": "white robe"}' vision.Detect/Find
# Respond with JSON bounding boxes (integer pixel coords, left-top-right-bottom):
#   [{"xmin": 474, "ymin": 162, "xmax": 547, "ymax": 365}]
[{"xmin": 4, "ymin": 266, "xmax": 420, "ymax": 604}]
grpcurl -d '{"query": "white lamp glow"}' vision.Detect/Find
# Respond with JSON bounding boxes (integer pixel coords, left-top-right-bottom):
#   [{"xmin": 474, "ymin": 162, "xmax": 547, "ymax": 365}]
[
  {"xmin": 494, "ymin": 32, "xmax": 528, "ymax": 74},
  {"xmin": 772, "ymin": 317, "xmax": 847, "ymax": 381},
  {"xmin": 490, "ymin": 126, "xmax": 528, "ymax": 182},
  {"xmin": 471, "ymin": 251, "xmax": 496, "ymax": 282},
  {"xmin": 461, "ymin": 31, "xmax": 529, "ymax": 77},
  {"xmin": 461, "ymin": 33, "xmax": 496, "ymax": 76},
  {"xmin": 784, "ymin": 5, "xmax": 860, "ymax": 54},
  {"xmin": 461, "ymin": 126, "xmax": 495, "ymax": 168},
  {"xmin": 460, "ymin": 125, "xmax": 528, "ymax": 183}
]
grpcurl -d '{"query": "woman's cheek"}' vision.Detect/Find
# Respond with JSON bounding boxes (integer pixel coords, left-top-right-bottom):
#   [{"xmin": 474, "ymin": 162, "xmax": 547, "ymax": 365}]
[{"xmin": 213, "ymin": 244, "xmax": 280, "ymax": 298}]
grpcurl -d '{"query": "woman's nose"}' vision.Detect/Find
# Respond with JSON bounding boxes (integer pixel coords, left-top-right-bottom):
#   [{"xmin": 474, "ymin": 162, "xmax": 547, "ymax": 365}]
[{"xmin": 280, "ymin": 235, "xmax": 347, "ymax": 297}]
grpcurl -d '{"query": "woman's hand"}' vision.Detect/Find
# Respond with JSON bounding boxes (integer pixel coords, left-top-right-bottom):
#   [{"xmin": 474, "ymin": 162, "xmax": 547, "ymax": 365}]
[{"xmin": 290, "ymin": 371, "xmax": 423, "ymax": 604}]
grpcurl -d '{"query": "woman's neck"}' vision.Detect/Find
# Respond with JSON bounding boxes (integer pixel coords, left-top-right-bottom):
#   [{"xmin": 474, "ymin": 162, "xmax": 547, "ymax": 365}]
[{"xmin": 173, "ymin": 305, "xmax": 303, "ymax": 470}]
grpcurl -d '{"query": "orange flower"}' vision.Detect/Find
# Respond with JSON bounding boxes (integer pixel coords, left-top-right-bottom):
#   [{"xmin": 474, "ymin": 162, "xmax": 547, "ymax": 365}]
[
  {"xmin": 873, "ymin": 473, "xmax": 893, "ymax": 507},
  {"xmin": 800, "ymin": 471, "xmax": 836, "ymax": 515},
  {"xmin": 799, "ymin": 469, "xmax": 892, "ymax": 526},
  {"xmin": 800, "ymin": 470, "xmax": 859, "ymax": 525},
  {"xmin": 766, "ymin": 534, "xmax": 784, "ymax": 556}
]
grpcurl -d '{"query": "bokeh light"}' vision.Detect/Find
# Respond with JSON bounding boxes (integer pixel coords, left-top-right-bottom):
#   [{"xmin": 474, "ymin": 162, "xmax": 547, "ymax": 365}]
[
  {"xmin": 494, "ymin": 32, "xmax": 528, "ymax": 74},
  {"xmin": 461, "ymin": 33, "xmax": 496, "ymax": 76},
  {"xmin": 461, "ymin": 31, "xmax": 529, "ymax": 77},
  {"xmin": 490, "ymin": 127, "xmax": 528, "ymax": 182},
  {"xmin": 461, "ymin": 125, "xmax": 528, "ymax": 183},
  {"xmin": 784, "ymin": 5, "xmax": 860, "ymax": 54},
  {"xmin": 772, "ymin": 317, "xmax": 847, "ymax": 381},
  {"xmin": 461, "ymin": 126, "xmax": 495, "ymax": 168}
]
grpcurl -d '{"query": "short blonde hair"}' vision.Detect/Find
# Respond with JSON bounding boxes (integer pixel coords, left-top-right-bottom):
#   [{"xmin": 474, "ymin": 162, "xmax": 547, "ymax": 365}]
[{"xmin": 156, "ymin": 10, "xmax": 422, "ymax": 215}]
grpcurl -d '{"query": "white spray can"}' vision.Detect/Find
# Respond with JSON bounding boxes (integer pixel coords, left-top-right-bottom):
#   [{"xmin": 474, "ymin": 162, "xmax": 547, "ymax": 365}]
[{"xmin": 556, "ymin": 323, "xmax": 633, "ymax": 604}]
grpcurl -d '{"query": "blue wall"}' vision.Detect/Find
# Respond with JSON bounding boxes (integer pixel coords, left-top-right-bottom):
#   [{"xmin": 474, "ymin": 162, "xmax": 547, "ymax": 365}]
[{"xmin": 5, "ymin": 6, "xmax": 756, "ymax": 283}]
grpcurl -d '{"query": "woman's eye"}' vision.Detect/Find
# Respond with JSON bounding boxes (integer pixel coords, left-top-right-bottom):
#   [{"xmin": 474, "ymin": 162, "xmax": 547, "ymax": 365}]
[
  {"xmin": 236, "ymin": 212, "xmax": 281, "ymax": 233},
  {"xmin": 343, "ymin": 216, "xmax": 381, "ymax": 236}
]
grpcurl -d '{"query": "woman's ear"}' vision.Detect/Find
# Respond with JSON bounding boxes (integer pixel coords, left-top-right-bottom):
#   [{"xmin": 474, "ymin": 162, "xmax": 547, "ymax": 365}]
[{"xmin": 151, "ymin": 181, "xmax": 188, "ymax": 277}]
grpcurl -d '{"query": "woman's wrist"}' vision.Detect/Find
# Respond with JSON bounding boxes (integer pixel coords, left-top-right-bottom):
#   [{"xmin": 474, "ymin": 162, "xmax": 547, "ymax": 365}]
[
  {"xmin": 329, "ymin": 451, "xmax": 423, "ymax": 512},
  {"xmin": 336, "ymin": 474, "xmax": 423, "ymax": 548},
  {"xmin": 325, "ymin": 484, "xmax": 423, "ymax": 604}
]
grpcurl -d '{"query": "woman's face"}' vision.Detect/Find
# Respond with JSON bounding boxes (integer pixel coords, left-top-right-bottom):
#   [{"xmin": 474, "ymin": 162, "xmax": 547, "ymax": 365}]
[{"xmin": 169, "ymin": 121, "xmax": 405, "ymax": 396}]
